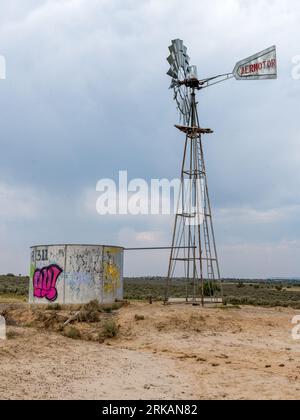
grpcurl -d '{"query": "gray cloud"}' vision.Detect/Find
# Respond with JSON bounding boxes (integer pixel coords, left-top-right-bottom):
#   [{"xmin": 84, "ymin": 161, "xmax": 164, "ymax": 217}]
[{"xmin": 0, "ymin": 0, "xmax": 300, "ymax": 277}]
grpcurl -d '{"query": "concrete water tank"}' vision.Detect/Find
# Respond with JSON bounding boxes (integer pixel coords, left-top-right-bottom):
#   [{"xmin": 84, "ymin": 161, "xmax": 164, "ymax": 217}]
[{"xmin": 29, "ymin": 244, "xmax": 124, "ymax": 304}]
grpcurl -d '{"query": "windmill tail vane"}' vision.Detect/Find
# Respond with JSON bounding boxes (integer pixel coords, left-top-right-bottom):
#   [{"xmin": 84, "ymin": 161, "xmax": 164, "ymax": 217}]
[{"xmin": 165, "ymin": 39, "xmax": 277, "ymax": 306}]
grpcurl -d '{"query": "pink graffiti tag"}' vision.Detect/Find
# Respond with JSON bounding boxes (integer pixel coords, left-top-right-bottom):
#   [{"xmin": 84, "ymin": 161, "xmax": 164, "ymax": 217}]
[{"xmin": 33, "ymin": 265, "xmax": 62, "ymax": 302}]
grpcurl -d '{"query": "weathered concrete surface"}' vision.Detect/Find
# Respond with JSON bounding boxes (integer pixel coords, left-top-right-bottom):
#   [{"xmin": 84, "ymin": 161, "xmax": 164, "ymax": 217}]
[{"xmin": 29, "ymin": 245, "xmax": 123, "ymax": 304}]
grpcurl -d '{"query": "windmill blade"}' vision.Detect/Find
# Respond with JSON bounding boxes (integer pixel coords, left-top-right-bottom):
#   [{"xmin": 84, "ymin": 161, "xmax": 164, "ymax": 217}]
[
  {"xmin": 172, "ymin": 39, "xmax": 184, "ymax": 55},
  {"xmin": 169, "ymin": 79, "xmax": 178, "ymax": 89},
  {"xmin": 175, "ymin": 95, "xmax": 183, "ymax": 113},
  {"xmin": 168, "ymin": 53, "xmax": 179, "ymax": 71},
  {"xmin": 183, "ymin": 59, "xmax": 189, "ymax": 75},
  {"xmin": 167, "ymin": 39, "xmax": 191, "ymax": 80},
  {"xmin": 177, "ymin": 85, "xmax": 185, "ymax": 102},
  {"xmin": 178, "ymin": 48, "xmax": 186, "ymax": 68},
  {"xmin": 167, "ymin": 39, "xmax": 193, "ymax": 124},
  {"xmin": 167, "ymin": 54, "xmax": 174, "ymax": 66},
  {"xmin": 176, "ymin": 91, "xmax": 189, "ymax": 120},
  {"xmin": 168, "ymin": 44, "xmax": 175, "ymax": 55},
  {"xmin": 171, "ymin": 39, "xmax": 187, "ymax": 70},
  {"xmin": 170, "ymin": 61, "xmax": 179, "ymax": 74},
  {"xmin": 183, "ymin": 55, "xmax": 190, "ymax": 77},
  {"xmin": 169, "ymin": 48, "xmax": 181, "ymax": 72},
  {"xmin": 178, "ymin": 52, "xmax": 185, "ymax": 68},
  {"xmin": 168, "ymin": 46, "xmax": 178, "ymax": 66},
  {"xmin": 167, "ymin": 68, "xmax": 178, "ymax": 79},
  {"xmin": 167, "ymin": 54, "xmax": 176, "ymax": 67}
]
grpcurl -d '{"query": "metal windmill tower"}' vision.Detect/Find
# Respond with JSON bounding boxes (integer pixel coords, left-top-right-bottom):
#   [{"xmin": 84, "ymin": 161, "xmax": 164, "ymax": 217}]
[{"xmin": 165, "ymin": 40, "xmax": 277, "ymax": 306}]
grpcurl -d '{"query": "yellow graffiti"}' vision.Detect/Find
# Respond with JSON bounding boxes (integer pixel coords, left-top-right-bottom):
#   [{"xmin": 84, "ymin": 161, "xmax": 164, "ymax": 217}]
[
  {"xmin": 104, "ymin": 247, "xmax": 120, "ymax": 256},
  {"xmin": 103, "ymin": 258, "xmax": 120, "ymax": 294}
]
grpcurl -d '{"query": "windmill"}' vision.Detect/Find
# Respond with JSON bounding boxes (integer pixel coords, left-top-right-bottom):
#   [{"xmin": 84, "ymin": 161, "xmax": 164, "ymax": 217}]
[{"xmin": 165, "ymin": 40, "xmax": 277, "ymax": 306}]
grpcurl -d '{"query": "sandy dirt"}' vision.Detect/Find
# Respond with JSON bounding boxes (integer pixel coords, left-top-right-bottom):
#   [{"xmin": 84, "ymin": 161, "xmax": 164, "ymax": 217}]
[{"xmin": 0, "ymin": 302, "xmax": 300, "ymax": 400}]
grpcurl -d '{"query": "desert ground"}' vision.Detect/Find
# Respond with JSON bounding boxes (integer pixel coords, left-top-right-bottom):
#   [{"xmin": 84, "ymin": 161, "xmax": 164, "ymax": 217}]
[{"xmin": 0, "ymin": 301, "xmax": 300, "ymax": 400}]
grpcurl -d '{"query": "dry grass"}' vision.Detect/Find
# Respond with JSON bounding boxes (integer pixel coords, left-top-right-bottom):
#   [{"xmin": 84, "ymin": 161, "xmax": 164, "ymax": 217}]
[
  {"xmin": 0, "ymin": 294, "xmax": 27, "ymax": 303},
  {"xmin": 63, "ymin": 326, "xmax": 81, "ymax": 340},
  {"xmin": 0, "ymin": 300, "xmax": 121, "ymax": 343}
]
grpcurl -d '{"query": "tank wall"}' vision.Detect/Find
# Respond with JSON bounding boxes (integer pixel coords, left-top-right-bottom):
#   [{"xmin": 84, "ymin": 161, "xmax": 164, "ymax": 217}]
[
  {"xmin": 64, "ymin": 245, "xmax": 103, "ymax": 304},
  {"xmin": 30, "ymin": 245, "xmax": 66, "ymax": 304},
  {"xmin": 102, "ymin": 246, "xmax": 124, "ymax": 304},
  {"xmin": 29, "ymin": 245, "xmax": 123, "ymax": 304}
]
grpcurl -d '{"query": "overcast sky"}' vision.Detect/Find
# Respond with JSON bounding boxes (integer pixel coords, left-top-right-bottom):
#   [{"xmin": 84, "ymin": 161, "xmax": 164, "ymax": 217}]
[{"xmin": 0, "ymin": 0, "xmax": 300, "ymax": 278}]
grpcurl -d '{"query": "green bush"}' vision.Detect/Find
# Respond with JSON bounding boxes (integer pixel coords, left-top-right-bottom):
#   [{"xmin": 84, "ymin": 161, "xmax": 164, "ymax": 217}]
[
  {"xmin": 203, "ymin": 281, "xmax": 221, "ymax": 297},
  {"xmin": 102, "ymin": 320, "xmax": 118, "ymax": 338},
  {"xmin": 0, "ymin": 275, "xmax": 29, "ymax": 296},
  {"xmin": 103, "ymin": 306, "xmax": 112, "ymax": 313}
]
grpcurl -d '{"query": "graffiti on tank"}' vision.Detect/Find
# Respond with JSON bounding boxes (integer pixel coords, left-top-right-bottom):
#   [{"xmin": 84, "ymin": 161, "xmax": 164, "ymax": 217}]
[
  {"xmin": 103, "ymin": 252, "xmax": 120, "ymax": 294},
  {"xmin": 31, "ymin": 249, "xmax": 48, "ymax": 262},
  {"xmin": 69, "ymin": 251, "xmax": 101, "ymax": 274},
  {"xmin": 33, "ymin": 264, "xmax": 63, "ymax": 302}
]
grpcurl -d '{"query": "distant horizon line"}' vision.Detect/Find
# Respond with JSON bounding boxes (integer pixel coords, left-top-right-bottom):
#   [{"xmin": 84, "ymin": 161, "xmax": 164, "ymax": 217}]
[{"xmin": 2, "ymin": 274, "xmax": 300, "ymax": 282}]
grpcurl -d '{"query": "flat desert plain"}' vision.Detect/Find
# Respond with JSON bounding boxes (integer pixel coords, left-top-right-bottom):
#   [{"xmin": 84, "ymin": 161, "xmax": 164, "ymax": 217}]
[{"xmin": 0, "ymin": 302, "xmax": 300, "ymax": 400}]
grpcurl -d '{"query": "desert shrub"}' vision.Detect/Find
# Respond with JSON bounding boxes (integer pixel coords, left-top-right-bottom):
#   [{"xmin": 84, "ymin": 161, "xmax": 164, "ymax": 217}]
[
  {"xmin": 111, "ymin": 302, "xmax": 123, "ymax": 310},
  {"xmin": 78, "ymin": 309, "xmax": 99, "ymax": 323},
  {"xmin": 102, "ymin": 320, "xmax": 118, "ymax": 338},
  {"xmin": 6, "ymin": 330, "xmax": 20, "ymax": 339},
  {"xmin": 203, "ymin": 281, "xmax": 221, "ymax": 297},
  {"xmin": 224, "ymin": 297, "xmax": 240, "ymax": 306},
  {"xmin": 63, "ymin": 326, "xmax": 81, "ymax": 340},
  {"xmin": 236, "ymin": 281, "xmax": 245, "ymax": 289},
  {"xmin": 114, "ymin": 278, "xmax": 300, "ymax": 308},
  {"xmin": 103, "ymin": 306, "xmax": 112, "ymax": 313},
  {"xmin": 77, "ymin": 300, "xmax": 103, "ymax": 322},
  {"xmin": 0, "ymin": 275, "xmax": 29, "ymax": 296},
  {"xmin": 0, "ymin": 309, "xmax": 17, "ymax": 326},
  {"xmin": 275, "ymin": 285, "xmax": 283, "ymax": 292},
  {"xmin": 81, "ymin": 300, "xmax": 102, "ymax": 313}
]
